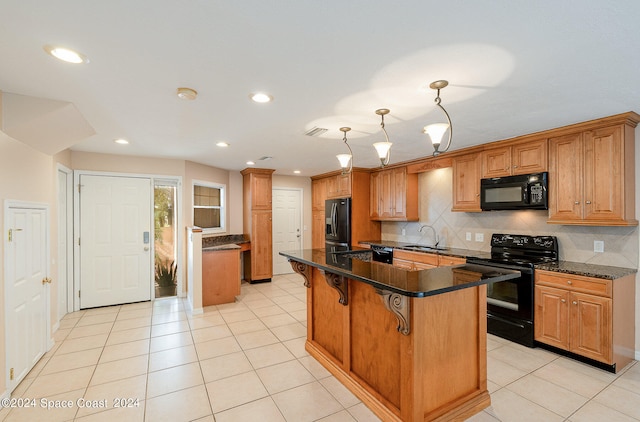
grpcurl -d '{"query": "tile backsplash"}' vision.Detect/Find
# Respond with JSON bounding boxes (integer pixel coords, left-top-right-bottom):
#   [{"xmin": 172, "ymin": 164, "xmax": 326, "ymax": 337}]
[{"xmin": 381, "ymin": 168, "xmax": 639, "ymax": 269}]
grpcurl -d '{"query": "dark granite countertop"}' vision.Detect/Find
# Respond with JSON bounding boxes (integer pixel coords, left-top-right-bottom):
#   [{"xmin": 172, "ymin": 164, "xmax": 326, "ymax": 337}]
[
  {"xmin": 359, "ymin": 240, "xmax": 637, "ymax": 280},
  {"xmin": 280, "ymin": 248, "xmax": 520, "ymax": 298},
  {"xmin": 202, "ymin": 244, "xmax": 242, "ymax": 252},
  {"xmin": 202, "ymin": 234, "xmax": 249, "ymax": 249},
  {"xmin": 535, "ymin": 261, "xmax": 637, "ymax": 280}
]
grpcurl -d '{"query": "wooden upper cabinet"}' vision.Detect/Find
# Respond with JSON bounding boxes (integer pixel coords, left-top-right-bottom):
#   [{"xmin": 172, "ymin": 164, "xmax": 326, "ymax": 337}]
[
  {"xmin": 482, "ymin": 138, "xmax": 548, "ymax": 178},
  {"xmin": 241, "ymin": 168, "xmax": 274, "ymax": 210},
  {"xmin": 452, "ymin": 153, "xmax": 482, "ymax": 212},
  {"xmin": 327, "ymin": 173, "xmax": 351, "ymax": 198},
  {"xmin": 369, "ymin": 167, "xmax": 418, "ymax": 221},
  {"xmin": 548, "ymin": 122, "xmax": 637, "ymax": 226},
  {"xmin": 312, "ymin": 178, "xmax": 328, "ymax": 210}
]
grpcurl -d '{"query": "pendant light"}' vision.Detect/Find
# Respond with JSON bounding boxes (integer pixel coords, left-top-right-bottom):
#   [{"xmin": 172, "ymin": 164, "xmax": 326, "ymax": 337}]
[
  {"xmin": 336, "ymin": 127, "xmax": 353, "ymax": 174},
  {"xmin": 423, "ymin": 80, "xmax": 452, "ymax": 156},
  {"xmin": 372, "ymin": 108, "xmax": 392, "ymax": 167}
]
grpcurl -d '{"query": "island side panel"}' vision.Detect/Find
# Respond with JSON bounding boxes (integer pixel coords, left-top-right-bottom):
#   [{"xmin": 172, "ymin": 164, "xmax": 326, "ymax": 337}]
[
  {"xmin": 414, "ymin": 284, "xmax": 490, "ymax": 421},
  {"xmin": 309, "ymin": 267, "xmax": 345, "ymax": 365},
  {"xmin": 349, "ymin": 281, "xmax": 403, "ymax": 414}
]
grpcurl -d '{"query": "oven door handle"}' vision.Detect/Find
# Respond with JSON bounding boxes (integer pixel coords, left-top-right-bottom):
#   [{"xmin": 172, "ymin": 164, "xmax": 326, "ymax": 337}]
[{"xmin": 487, "ymin": 313, "xmax": 525, "ymax": 329}]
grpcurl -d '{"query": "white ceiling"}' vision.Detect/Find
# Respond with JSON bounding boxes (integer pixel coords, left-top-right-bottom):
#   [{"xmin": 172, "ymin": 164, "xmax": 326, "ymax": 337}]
[{"xmin": 2, "ymin": 1, "xmax": 640, "ymax": 177}]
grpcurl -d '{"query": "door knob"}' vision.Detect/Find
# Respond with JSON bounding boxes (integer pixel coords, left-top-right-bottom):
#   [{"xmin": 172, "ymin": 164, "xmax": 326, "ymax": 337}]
[
  {"xmin": 144, "ymin": 246, "xmax": 150, "ymax": 251},
  {"xmin": 42, "ymin": 277, "xmax": 52, "ymax": 285}
]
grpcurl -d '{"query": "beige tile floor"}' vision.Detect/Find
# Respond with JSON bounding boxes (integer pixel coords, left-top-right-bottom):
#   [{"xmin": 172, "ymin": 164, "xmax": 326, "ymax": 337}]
[{"xmin": 1, "ymin": 273, "xmax": 639, "ymax": 422}]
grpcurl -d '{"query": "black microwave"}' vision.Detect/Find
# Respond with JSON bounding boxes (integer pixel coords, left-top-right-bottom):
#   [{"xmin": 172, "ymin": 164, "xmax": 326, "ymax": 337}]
[{"xmin": 480, "ymin": 172, "xmax": 548, "ymax": 211}]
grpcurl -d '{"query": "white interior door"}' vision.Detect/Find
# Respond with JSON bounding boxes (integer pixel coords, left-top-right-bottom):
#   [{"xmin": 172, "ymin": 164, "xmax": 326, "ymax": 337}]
[
  {"xmin": 79, "ymin": 175, "xmax": 152, "ymax": 308},
  {"xmin": 5, "ymin": 203, "xmax": 49, "ymax": 393},
  {"xmin": 272, "ymin": 188, "xmax": 302, "ymax": 275}
]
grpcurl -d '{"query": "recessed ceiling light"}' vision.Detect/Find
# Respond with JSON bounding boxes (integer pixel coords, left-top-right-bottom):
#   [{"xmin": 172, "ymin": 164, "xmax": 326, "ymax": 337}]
[
  {"xmin": 177, "ymin": 87, "xmax": 198, "ymax": 100},
  {"xmin": 246, "ymin": 161, "xmax": 256, "ymax": 165},
  {"xmin": 249, "ymin": 92, "xmax": 273, "ymax": 103},
  {"xmin": 43, "ymin": 45, "xmax": 88, "ymax": 64},
  {"xmin": 293, "ymin": 170, "xmax": 301, "ymax": 174},
  {"xmin": 114, "ymin": 138, "xmax": 129, "ymax": 145},
  {"xmin": 216, "ymin": 142, "xmax": 229, "ymax": 147}
]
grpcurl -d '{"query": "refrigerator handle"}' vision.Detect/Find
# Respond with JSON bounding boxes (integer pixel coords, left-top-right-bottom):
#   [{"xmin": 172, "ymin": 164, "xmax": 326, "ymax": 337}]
[{"xmin": 331, "ymin": 203, "xmax": 338, "ymax": 236}]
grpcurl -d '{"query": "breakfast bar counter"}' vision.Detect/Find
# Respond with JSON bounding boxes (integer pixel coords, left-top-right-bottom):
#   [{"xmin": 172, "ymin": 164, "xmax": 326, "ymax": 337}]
[{"xmin": 280, "ymin": 248, "xmax": 519, "ymax": 422}]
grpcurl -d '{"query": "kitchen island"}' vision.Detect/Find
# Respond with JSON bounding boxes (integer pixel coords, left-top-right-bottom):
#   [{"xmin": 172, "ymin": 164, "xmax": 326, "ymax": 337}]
[{"xmin": 280, "ymin": 248, "xmax": 520, "ymax": 422}]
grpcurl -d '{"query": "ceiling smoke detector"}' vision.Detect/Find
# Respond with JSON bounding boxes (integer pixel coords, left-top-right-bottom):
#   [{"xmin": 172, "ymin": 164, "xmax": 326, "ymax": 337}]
[
  {"xmin": 177, "ymin": 87, "xmax": 198, "ymax": 100},
  {"xmin": 304, "ymin": 127, "xmax": 328, "ymax": 137}
]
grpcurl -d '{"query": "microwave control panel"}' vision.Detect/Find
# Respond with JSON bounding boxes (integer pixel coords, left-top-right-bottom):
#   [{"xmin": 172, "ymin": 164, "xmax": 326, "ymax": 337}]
[{"xmin": 530, "ymin": 184, "xmax": 544, "ymax": 204}]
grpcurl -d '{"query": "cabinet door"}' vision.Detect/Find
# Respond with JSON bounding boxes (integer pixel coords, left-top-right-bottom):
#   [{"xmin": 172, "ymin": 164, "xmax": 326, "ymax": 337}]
[
  {"xmin": 482, "ymin": 146, "xmax": 511, "ymax": 178},
  {"xmin": 512, "ymin": 138, "xmax": 548, "ymax": 175},
  {"xmin": 583, "ymin": 125, "xmax": 625, "ymax": 223},
  {"xmin": 312, "ymin": 179, "xmax": 327, "ymax": 210},
  {"xmin": 336, "ymin": 173, "xmax": 352, "ymax": 197},
  {"xmin": 378, "ymin": 170, "xmax": 394, "ymax": 218},
  {"xmin": 369, "ymin": 171, "xmax": 381, "ymax": 219},
  {"xmin": 392, "ymin": 258, "xmax": 414, "ymax": 270},
  {"xmin": 312, "ymin": 211, "xmax": 325, "ymax": 248},
  {"xmin": 534, "ymin": 285, "xmax": 570, "ymax": 350},
  {"xmin": 569, "ymin": 292, "xmax": 612, "ymax": 363},
  {"xmin": 251, "ymin": 211, "xmax": 272, "ymax": 280},
  {"xmin": 252, "ymin": 173, "xmax": 273, "ymax": 210},
  {"xmin": 452, "ymin": 153, "xmax": 481, "ymax": 212},
  {"xmin": 413, "ymin": 261, "xmax": 436, "ymax": 270},
  {"xmin": 390, "ymin": 168, "xmax": 407, "ymax": 218},
  {"xmin": 548, "ymin": 133, "xmax": 583, "ymax": 222}
]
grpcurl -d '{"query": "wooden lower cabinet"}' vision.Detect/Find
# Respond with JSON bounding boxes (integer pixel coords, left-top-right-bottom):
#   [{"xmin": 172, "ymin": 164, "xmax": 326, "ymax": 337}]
[
  {"xmin": 202, "ymin": 249, "xmax": 241, "ymax": 306},
  {"xmin": 312, "ymin": 211, "xmax": 325, "ymax": 248},
  {"xmin": 244, "ymin": 210, "xmax": 272, "ymax": 281},
  {"xmin": 300, "ymin": 264, "xmax": 490, "ymax": 421},
  {"xmin": 535, "ymin": 270, "xmax": 635, "ymax": 371}
]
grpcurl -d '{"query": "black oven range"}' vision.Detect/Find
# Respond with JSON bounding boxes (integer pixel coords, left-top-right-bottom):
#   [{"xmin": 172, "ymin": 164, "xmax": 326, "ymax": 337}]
[{"xmin": 467, "ymin": 233, "xmax": 558, "ymax": 347}]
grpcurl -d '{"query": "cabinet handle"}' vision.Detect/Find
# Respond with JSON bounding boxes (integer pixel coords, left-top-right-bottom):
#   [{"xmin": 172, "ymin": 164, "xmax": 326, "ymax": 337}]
[
  {"xmin": 566, "ymin": 280, "xmax": 572, "ymax": 285},
  {"xmin": 561, "ymin": 299, "xmax": 566, "ymax": 303},
  {"xmin": 513, "ymin": 165, "xmax": 519, "ymax": 168},
  {"xmin": 585, "ymin": 200, "xmax": 591, "ymax": 204},
  {"xmin": 574, "ymin": 201, "xmax": 580, "ymax": 205},
  {"xmin": 572, "ymin": 301, "xmax": 578, "ymax": 305}
]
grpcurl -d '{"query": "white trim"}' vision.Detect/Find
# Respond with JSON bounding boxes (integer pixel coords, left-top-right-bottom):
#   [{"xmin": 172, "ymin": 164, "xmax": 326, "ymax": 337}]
[
  {"xmin": 57, "ymin": 163, "xmax": 74, "ymax": 319},
  {"xmin": 192, "ymin": 179, "xmax": 226, "ymax": 234}
]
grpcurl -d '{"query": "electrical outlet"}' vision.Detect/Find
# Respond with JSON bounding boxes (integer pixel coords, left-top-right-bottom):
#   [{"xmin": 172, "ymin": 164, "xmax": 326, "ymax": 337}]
[
  {"xmin": 475, "ymin": 233, "xmax": 484, "ymax": 242},
  {"xmin": 401, "ymin": 228, "xmax": 406, "ymax": 236},
  {"xmin": 594, "ymin": 240, "xmax": 604, "ymax": 253},
  {"xmin": 466, "ymin": 232, "xmax": 472, "ymax": 241}
]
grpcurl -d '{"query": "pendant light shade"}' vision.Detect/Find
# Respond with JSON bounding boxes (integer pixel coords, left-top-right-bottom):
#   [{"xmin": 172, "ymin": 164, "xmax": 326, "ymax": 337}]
[
  {"xmin": 373, "ymin": 108, "xmax": 392, "ymax": 167},
  {"xmin": 423, "ymin": 80, "xmax": 452, "ymax": 156},
  {"xmin": 336, "ymin": 127, "xmax": 353, "ymax": 174}
]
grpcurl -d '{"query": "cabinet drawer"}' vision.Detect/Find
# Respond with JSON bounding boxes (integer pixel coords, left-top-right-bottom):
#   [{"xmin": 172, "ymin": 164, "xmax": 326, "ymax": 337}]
[
  {"xmin": 393, "ymin": 250, "xmax": 439, "ymax": 266},
  {"xmin": 535, "ymin": 270, "xmax": 612, "ymax": 298},
  {"xmin": 392, "ymin": 258, "xmax": 415, "ymax": 270},
  {"xmin": 439, "ymin": 255, "xmax": 466, "ymax": 267}
]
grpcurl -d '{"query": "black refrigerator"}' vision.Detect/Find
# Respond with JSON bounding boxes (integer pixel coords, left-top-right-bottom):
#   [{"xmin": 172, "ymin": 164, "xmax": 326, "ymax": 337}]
[{"xmin": 325, "ymin": 197, "xmax": 351, "ymax": 249}]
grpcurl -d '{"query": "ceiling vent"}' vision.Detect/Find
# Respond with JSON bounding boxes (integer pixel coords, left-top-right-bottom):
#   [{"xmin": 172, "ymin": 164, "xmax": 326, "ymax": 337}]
[
  {"xmin": 258, "ymin": 156, "xmax": 273, "ymax": 161},
  {"xmin": 304, "ymin": 126, "xmax": 328, "ymax": 137}
]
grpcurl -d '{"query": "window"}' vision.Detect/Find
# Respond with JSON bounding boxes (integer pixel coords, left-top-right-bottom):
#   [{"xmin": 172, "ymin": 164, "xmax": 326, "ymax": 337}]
[{"xmin": 193, "ymin": 181, "xmax": 225, "ymax": 233}]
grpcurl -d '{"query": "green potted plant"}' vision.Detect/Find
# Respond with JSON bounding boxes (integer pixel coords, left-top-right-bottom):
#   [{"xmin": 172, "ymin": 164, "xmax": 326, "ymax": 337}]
[{"xmin": 155, "ymin": 259, "xmax": 177, "ymax": 297}]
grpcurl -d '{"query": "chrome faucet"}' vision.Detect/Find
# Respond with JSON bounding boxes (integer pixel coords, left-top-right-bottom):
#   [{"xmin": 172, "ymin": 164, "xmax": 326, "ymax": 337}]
[{"xmin": 419, "ymin": 224, "xmax": 439, "ymax": 247}]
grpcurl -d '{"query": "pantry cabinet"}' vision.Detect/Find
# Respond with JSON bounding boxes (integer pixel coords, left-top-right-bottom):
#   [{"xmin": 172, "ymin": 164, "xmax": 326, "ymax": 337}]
[
  {"xmin": 241, "ymin": 168, "xmax": 275, "ymax": 282},
  {"xmin": 548, "ymin": 117, "xmax": 639, "ymax": 226},
  {"xmin": 452, "ymin": 153, "xmax": 482, "ymax": 212},
  {"xmin": 535, "ymin": 269, "xmax": 635, "ymax": 372},
  {"xmin": 481, "ymin": 138, "xmax": 547, "ymax": 178},
  {"xmin": 370, "ymin": 166, "xmax": 418, "ymax": 221}
]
